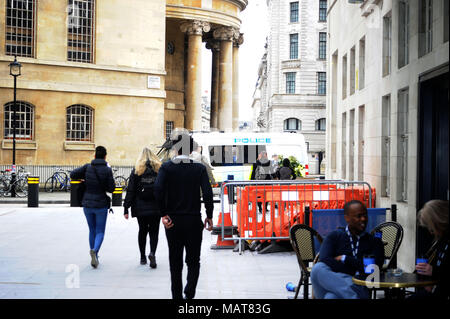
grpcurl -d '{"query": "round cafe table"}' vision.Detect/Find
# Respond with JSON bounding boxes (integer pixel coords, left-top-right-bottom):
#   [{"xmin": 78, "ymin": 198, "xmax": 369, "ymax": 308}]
[{"xmin": 352, "ymin": 272, "xmax": 437, "ymax": 299}]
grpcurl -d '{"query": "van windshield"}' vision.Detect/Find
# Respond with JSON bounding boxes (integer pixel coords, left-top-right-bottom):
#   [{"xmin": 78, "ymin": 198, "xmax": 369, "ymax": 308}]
[{"xmin": 208, "ymin": 145, "xmax": 267, "ymax": 167}]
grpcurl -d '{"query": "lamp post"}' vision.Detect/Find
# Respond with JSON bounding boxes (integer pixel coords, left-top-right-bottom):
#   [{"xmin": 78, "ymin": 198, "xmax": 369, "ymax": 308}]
[{"xmin": 9, "ymin": 56, "xmax": 22, "ymax": 198}]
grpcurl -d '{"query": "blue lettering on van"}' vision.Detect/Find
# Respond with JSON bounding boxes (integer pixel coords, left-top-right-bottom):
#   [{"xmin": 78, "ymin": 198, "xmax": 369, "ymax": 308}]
[{"xmin": 234, "ymin": 138, "xmax": 271, "ymax": 144}]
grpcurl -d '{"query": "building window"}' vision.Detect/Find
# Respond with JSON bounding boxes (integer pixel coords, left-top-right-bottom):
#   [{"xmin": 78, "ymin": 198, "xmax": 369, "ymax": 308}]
[
  {"xmin": 383, "ymin": 12, "xmax": 392, "ymax": 76},
  {"xmin": 342, "ymin": 54, "xmax": 347, "ymax": 99},
  {"xmin": 4, "ymin": 101, "xmax": 34, "ymax": 140},
  {"xmin": 67, "ymin": 0, "xmax": 95, "ymax": 63},
  {"xmin": 319, "ymin": 32, "xmax": 326, "ymax": 59},
  {"xmin": 359, "ymin": 37, "xmax": 365, "ymax": 90},
  {"xmin": 350, "ymin": 46, "xmax": 356, "ymax": 95},
  {"xmin": 397, "ymin": 88, "xmax": 409, "ymax": 202},
  {"xmin": 290, "ymin": 2, "xmax": 299, "ymax": 23},
  {"xmin": 315, "ymin": 118, "xmax": 326, "ymax": 131},
  {"xmin": 419, "ymin": 0, "xmax": 433, "ymax": 57},
  {"xmin": 289, "ymin": 33, "xmax": 298, "ymax": 59},
  {"xmin": 319, "ymin": 0, "xmax": 327, "ymax": 22},
  {"xmin": 284, "ymin": 118, "xmax": 301, "ymax": 131},
  {"xmin": 66, "ymin": 104, "xmax": 93, "ymax": 141},
  {"xmin": 398, "ymin": 0, "xmax": 410, "ymax": 68},
  {"xmin": 286, "ymin": 72, "xmax": 296, "ymax": 94},
  {"xmin": 5, "ymin": 0, "xmax": 36, "ymax": 57},
  {"xmin": 318, "ymin": 72, "xmax": 326, "ymax": 95},
  {"xmin": 381, "ymin": 95, "xmax": 391, "ymax": 197},
  {"xmin": 166, "ymin": 121, "xmax": 174, "ymax": 139}
]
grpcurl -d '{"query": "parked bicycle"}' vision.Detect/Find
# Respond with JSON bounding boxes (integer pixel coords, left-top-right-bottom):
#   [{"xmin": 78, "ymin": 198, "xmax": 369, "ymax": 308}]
[
  {"xmin": 113, "ymin": 168, "xmax": 128, "ymax": 191},
  {"xmin": 44, "ymin": 168, "xmax": 71, "ymax": 192},
  {"xmin": 0, "ymin": 166, "xmax": 30, "ymax": 197}
]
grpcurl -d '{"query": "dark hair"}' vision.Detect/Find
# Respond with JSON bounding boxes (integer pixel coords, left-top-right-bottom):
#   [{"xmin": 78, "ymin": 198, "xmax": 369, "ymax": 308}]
[
  {"xmin": 173, "ymin": 133, "xmax": 198, "ymax": 156},
  {"xmin": 282, "ymin": 158, "xmax": 291, "ymax": 167},
  {"xmin": 95, "ymin": 146, "xmax": 107, "ymax": 159},
  {"xmin": 343, "ymin": 200, "xmax": 367, "ymax": 215}
]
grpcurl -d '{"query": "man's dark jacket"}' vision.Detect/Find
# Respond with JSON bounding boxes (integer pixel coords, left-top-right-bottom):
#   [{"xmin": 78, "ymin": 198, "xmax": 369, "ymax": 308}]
[
  {"xmin": 318, "ymin": 227, "xmax": 385, "ymax": 276},
  {"xmin": 153, "ymin": 157, "xmax": 214, "ymax": 219},
  {"xmin": 123, "ymin": 166, "xmax": 160, "ymax": 217},
  {"xmin": 70, "ymin": 159, "xmax": 115, "ymax": 208}
]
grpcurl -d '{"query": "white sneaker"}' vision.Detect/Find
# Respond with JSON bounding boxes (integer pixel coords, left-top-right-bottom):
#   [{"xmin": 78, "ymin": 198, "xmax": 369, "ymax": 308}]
[{"xmin": 90, "ymin": 249, "xmax": 99, "ymax": 268}]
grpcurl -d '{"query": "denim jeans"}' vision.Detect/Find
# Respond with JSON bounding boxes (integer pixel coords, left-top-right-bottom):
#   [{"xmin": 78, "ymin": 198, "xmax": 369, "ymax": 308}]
[
  {"xmin": 83, "ymin": 207, "xmax": 108, "ymax": 253},
  {"xmin": 310, "ymin": 262, "xmax": 369, "ymax": 299}
]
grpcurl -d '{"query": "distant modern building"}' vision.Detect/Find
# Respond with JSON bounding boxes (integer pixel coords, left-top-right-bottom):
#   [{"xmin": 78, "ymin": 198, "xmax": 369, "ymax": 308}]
[
  {"xmin": 326, "ymin": 0, "xmax": 449, "ymax": 270},
  {"xmin": 255, "ymin": 0, "xmax": 328, "ymax": 174}
]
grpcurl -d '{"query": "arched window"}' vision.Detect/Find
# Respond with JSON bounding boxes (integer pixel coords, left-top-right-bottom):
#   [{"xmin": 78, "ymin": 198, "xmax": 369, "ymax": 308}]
[
  {"xmin": 4, "ymin": 101, "xmax": 34, "ymax": 140},
  {"xmin": 66, "ymin": 104, "xmax": 93, "ymax": 141},
  {"xmin": 284, "ymin": 118, "xmax": 301, "ymax": 131},
  {"xmin": 315, "ymin": 118, "xmax": 326, "ymax": 131}
]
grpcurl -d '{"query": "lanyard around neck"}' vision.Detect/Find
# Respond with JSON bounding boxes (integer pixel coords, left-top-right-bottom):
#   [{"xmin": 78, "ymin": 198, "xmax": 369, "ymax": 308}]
[{"xmin": 346, "ymin": 226, "xmax": 360, "ymax": 257}]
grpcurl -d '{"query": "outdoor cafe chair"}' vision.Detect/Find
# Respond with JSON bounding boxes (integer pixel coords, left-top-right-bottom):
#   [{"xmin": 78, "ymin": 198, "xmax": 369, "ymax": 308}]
[
  {"xmin": 289, "ymin": 224, "xmax": 323, "ymax": 299},
  {"xmin": 370, "ymin": 221, "xmax": 404, "ymax": 270}
]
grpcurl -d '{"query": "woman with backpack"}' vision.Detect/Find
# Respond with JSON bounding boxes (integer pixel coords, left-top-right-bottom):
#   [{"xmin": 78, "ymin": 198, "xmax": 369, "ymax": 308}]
[{"xmin": 124, "ymin": 147, "xmax": 162, "ymax": 268}]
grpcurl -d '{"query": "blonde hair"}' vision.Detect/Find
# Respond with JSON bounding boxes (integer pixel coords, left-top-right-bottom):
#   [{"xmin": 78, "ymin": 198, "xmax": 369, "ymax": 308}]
[
  {"xmin": 134, "ymin": 147, "xmax": 161, "ymax": 176},
  {"xmin": 417, "ymin": 200, "xmax": 449, "ymax": 239}
]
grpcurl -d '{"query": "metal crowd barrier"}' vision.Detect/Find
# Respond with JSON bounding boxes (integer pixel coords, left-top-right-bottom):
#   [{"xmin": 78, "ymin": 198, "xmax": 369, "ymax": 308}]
[{"xmin": 219, "ymin": 180, "xmax": 375, "ymax": 254}]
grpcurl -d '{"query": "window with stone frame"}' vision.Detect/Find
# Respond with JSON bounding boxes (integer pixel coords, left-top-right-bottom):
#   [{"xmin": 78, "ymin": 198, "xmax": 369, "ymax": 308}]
[
  {"xmin": 284, "ymin": 118, "xmax": 301, "ymax": 131},
  {"xmin": 5, "ymin": 0, "xmax": 36, "ymax": 57},
  {"xmin": 315, "ymin": 118, "xmax": 326, "ymax": 131},
  {"xmin": 319, "ymin": 32, "xmax": 327, "ymax": 59},
  {"xmin": 290, "ymin": 33, "xmax": 299, "ymax": 59},
  {"xmin": 67, "ymin": 0, "xmax": 95, "ymax": 63},
  {"xmin": 285, "ymin": 72, "xmax": 296, "ymax": 94},
  {"xmin": 66, "ymin": 104, "xmax": 93, "ymax": 141},
  {"xmin": 319, "ymin": 0, "xmax": 327, "ymax": 22},
  {"xmin": 318, "ymin": 72, "xmax": 326, "ymax": 95},
  {"xmin": 4, "ymin": 101, "xmax": 34, "ymax": 140},
  {"xmin": 290, "ymin": 2, "xmax": 299, "ymax": 23},
  {"xmin": 166, "ymin": 121, "xmax": 174, "ymax": 139}
]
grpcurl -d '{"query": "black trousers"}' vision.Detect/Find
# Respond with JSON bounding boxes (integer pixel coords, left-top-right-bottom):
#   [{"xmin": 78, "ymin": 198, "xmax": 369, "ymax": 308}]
[
  {"xmin": 137, "ymin": 215, "xmax": 161, "ymax": 257},
  {"xmin": 165, "ymin": 215, "xmax": 204, "ymax": 299}
]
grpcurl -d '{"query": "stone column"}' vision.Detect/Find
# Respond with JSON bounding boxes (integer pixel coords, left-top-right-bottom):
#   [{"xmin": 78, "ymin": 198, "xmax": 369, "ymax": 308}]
[
  {"xmin": 232, "ymin": 32, "xmax": 244, "ymax": 131},
  {"xmin": 206, "ymin": 40, "xmax": 220, "ymax": 130},
  {"xmin": 180, "ymin": 20, "xmax": 210, "ymax": 131},
  {"xmin": 213, "ymin": 26, "xmax": 236, "ymax": 131}
]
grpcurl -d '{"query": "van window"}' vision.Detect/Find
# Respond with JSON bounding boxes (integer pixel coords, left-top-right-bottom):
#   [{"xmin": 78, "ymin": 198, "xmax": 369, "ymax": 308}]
[{"xmin": 208, "ymin": 145, "xmax": 267, "ymax": 166}]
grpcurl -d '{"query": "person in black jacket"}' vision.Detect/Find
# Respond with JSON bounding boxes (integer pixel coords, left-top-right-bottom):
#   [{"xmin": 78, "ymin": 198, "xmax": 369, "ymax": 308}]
[
  {"xmin": 70, "ymin": 146, "xmax": 115, "ymax": 269},
  {"xmin": 409, "ymin": 200, "xmax": 449, "ymax": 299},
  {"xmin": 278, "ymin": 158, "xmax": 296, "ymax": 180},
  {"xmin": 123, "ymin": 147, "xmax": 162, "ymax": 268},
  {"xmin": 154, "ymin": 133, "xmax": 214, "ymax": 300},
  {"xmin": 310, "ymin": 200, "xmax": 384, "ymax": 299}
]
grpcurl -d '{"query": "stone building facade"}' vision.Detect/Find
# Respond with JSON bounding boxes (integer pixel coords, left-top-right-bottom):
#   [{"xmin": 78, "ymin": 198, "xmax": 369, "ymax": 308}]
[
  {"xmin": 0, "ymin": 0, "xmax": 247, "ymax": 166},
  {"xmin": 326, "ymin": 0, "xmax": 449, "ymax": 270},
  {"xmin": 255, "ymin": 0, "xmax": 328, "ymax": 174}
]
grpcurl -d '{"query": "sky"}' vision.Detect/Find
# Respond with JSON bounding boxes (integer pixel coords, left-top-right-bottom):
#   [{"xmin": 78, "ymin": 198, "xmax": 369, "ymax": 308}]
[{"xmin": 201, "ymin": 0, "xmax": 269, "ymax": 122}]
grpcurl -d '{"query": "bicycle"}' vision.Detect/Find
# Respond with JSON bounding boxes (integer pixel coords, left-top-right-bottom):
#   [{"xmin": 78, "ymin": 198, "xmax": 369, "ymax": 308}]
[
  {"xmin": 44, "ymin": 168, "xmax": 71, "ymax": 192},
  {"xmin": 0, "ymin": 167, "xmax": 30, "ymax": 197},
  {"xmin": 112, "ymin": 168, "xmax": 128, "ymax": 191}
]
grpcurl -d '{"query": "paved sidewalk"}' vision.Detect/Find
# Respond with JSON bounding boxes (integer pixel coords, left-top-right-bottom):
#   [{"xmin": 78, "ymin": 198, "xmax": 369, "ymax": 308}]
[{"xmin": 0, "ymin": 203, "xmax": 300, "ymax": 299}]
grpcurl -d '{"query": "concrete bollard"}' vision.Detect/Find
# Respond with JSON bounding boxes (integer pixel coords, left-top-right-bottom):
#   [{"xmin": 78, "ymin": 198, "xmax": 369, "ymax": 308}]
[
  {"xmin": 27, "ymin": 176, "xmax": 39, "ymax": 207},
  {"xmin": 112, "ymin": 187, "xmax": 123, "ymax": 206}
]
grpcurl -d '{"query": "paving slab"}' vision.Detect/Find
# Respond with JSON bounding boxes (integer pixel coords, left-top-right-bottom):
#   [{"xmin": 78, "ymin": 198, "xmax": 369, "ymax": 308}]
[{"xmin": 0, "ymin": 203, "xmax": 301, "ymax": 299}]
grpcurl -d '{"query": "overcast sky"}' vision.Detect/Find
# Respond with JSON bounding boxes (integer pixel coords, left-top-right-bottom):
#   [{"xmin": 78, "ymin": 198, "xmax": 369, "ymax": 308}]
[{"xmin": 202, "ymin": 0, "xmax": 269, "ymax": 122}]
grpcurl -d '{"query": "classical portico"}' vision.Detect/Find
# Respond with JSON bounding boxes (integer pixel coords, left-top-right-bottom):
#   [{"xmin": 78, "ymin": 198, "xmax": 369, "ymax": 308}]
[{"xmin": 165, "ymin": 0, "xmax": 247, "ymax": 134}]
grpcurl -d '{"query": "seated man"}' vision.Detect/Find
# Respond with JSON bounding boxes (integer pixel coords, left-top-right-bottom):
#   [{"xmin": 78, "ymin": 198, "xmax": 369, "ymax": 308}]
[{"xmin": 310, "ymin": 200, "xmax": 384, "ymax": 299}]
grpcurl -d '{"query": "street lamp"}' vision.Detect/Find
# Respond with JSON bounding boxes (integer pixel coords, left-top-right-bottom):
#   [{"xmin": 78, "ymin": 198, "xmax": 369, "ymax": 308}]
[{"xmin": 9, "ymin": 56, "xmax": 22, "ymax": 197}]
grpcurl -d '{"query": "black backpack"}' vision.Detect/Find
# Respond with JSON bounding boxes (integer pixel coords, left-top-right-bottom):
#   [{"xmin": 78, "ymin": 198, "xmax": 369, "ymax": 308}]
[{"xmin": 137, "ymin": 171, "xmax": 156, "ymax": 201}]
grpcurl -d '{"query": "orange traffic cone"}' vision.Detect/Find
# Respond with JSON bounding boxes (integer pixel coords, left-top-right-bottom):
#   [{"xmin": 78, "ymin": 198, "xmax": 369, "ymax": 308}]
[{"xmin": 210, "ymin": 210, "xmax": 236, "ymax": 249}]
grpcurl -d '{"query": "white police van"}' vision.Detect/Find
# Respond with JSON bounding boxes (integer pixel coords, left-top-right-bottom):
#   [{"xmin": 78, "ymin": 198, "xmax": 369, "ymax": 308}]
[{"xmin": 191, "ymin": 132, "xmax": 309, "ymax": 185}]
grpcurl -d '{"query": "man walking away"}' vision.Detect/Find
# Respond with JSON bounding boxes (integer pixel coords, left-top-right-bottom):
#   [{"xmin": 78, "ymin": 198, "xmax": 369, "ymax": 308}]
[{"xmin": 154, "ymin": 133, "xmax": 214, "ymax": 299}]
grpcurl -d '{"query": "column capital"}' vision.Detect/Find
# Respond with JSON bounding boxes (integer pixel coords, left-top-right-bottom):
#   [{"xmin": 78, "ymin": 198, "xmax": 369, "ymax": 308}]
[
  {"xmin": 180, "ymin": 20, "xmax": 211, "ymax": 36},
  {"xmin": 213, "ymin": 26, "xmax": 238, "ymax": 41},
  {"xmin": 233, "ymin": 33, "xmax": 244, "ymax": 47},
  {"xmin": 205, "ymin": 39, "xmax": 221, "ymax": 52}
]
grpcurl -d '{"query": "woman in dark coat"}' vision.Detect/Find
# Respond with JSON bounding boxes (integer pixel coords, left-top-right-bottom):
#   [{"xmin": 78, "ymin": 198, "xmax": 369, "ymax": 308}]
[
  {"xmin": 124, "ymin": 147, "xmax": 162, "ymax": 268},
  {"xmin": 278, "ymin": 158, "xmax": 296, "ymax": 180},
  {"xmin": 70, "ymin": 146, "xmax": 116, "ymax": 269}
]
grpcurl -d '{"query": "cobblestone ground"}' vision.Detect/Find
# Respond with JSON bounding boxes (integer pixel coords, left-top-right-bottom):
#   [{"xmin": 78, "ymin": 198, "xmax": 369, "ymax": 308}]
[{"xmin": 0, "ymin": 203, "xmax": 300, "ymax": 299}]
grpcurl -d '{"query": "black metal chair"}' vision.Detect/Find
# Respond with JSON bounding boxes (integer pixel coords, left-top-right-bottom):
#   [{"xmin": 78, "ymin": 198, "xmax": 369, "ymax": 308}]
[
  {"xmin": 370, "ymin": 221, "xmax": 404, "ymax": 270},
  {"xmin": 289, "ymin": 224, "xmax": 323, "ymax": 299}
]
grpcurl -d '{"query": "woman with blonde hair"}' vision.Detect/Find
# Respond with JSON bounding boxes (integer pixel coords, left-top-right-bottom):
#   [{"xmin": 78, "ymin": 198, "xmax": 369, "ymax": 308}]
[
  {"xmin": 410, "ymin": 199, "xmax": 449, "ymax": 299},
  {"xmin": 124, "ymin": 147, "xmax": 162, "ymax": 268}
]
